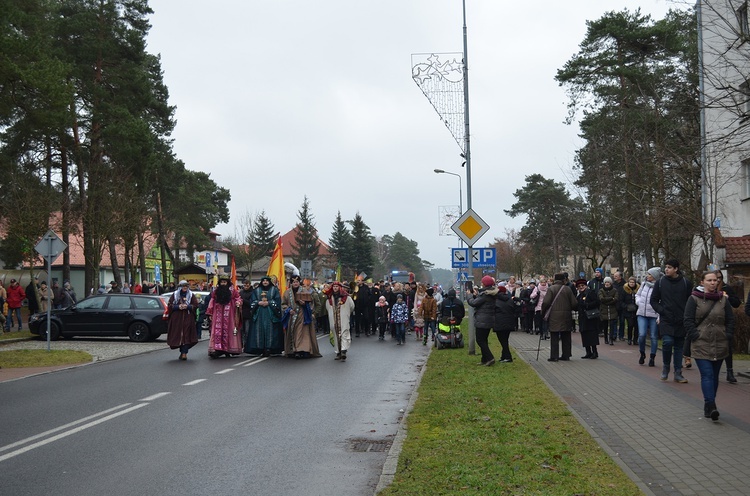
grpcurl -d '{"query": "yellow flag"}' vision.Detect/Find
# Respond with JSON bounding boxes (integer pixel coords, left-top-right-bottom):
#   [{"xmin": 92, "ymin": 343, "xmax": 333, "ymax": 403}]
[{"xmin": 267, "ymin": 235, "xmax": 286, "ymax": 295}]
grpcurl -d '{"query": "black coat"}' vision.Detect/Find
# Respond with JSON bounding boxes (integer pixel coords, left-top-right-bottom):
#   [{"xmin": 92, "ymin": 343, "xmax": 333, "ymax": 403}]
[
  {"xmin": 468, "ymin": 287, "xmax": 499, "ymax": 329},
  {"xmin": 439, "ymin": 295, "xmax": 465, "ymax": 324},
  {"xmin": 650, "ymin": 274, "xmax": 692, "ymax": 337},
  {"xmin": 494, "ymin": 293, "xmax": 517, "ymax": 330},
  {"xmin": 576, "ymin": 287, "xmax": 600, "ymax": 333}
]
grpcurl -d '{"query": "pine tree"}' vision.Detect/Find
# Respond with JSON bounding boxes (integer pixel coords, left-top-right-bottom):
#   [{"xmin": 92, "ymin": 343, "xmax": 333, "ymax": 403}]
[
  {"xmin": 347, "ymin": 212, "xmax": 374, "ymax": 278},
  {"xmin": 329, "ymin": 211, "xmax": 351, "ymax": 271},
  {"xmin": 291, "ymin": 196, "xmax": 320, "ymax": 268},
  {"xmin": 251, "ymin": 211, "xmax": 276, "ymax": 257}
]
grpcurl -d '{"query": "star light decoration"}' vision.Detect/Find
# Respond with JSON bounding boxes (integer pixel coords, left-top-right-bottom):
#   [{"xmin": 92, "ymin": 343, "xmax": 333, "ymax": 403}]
[{"xmin": 411, "ymin": 53, "xmax": 466, "ymax": 152}]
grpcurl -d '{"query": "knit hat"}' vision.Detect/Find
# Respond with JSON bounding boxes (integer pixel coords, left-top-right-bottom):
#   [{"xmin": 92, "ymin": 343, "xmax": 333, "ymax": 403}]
[
  {"xmin": 603, "ymin": 276, "xmax": 613, "ymax": 284},
  {"xmin": 647, "ymin": 267, "xmax": 662, "ymax": 280},
  {"xmin": 594, "ymin": 268, "xmax": 603, "ymax": 275},
  {"xmin": 426, "ymin": 287, "xmax": 434, "ymax": 296},
  {"xmin": 481, "ymin": 275, "xmax": 495, "ymax": 287},
  {"xmin": 575, "ymin": 278, "xmax": 587, "ymax": 286},
  {"xmin": 497, "ymin": 285, "xmax": 507, "ymax": 293}
]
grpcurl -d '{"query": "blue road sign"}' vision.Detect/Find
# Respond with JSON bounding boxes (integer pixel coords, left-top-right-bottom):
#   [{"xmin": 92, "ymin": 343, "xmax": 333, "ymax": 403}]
[{"xmin": 451, "ymin": 248, "xmax": 496, "ymax": 268}]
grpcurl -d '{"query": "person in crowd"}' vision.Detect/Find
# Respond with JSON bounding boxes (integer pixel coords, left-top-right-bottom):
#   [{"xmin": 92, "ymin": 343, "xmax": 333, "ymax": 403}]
[
  {"xmin": 375, "ymin": 295, "xmax": 390, "ymax": 341},
  {"xmin": 506, "ymin": 276, "xmax": 523, "ymax": 330},
  {"xmin": 715, "ymin": 271, "xmax": 741, "ymax": 383},
  {"xmin": 621, "ymin": 276, "xmax": 640, "ymax": 345},
  {"xmin": 282, "ymin": 275, "xmax": 321, "ymax": 359},
  {"xmin": 132, "ymin": 280, "xmax": 142, "ymax": 294},
  {"xmin": 166, "ymin": 280, "xmax": 200, "ymax": 360},
  {"xmin": 59, "ymin": 281, "xmax": 77, "ymax": 308},
  {"xmin": 354, "ymin": 279, "xmax": 371, "ymax": 338},
  {"xmin": 0, "ymin": 281, "xmax": 7, "ymax": 329},
  {"xmin": 439, "ymin": 287, "xmax": 465, "ymax": 326},
  {"xmin": 391, "ymin": 293, "xmax": 409, "ymax": 345},
  {"xmin": 521, "ymin": 281, "xmax": 536, "ymax": 334},
  {"xmin": 108, "ymin": 280, "xmax": 122, "ymax": 293},
  {"xmin": 612, "ymin": 271, "xmax": 626, "ymax": 341},
  {"xmin": 494, "ymin": 284, "xmax": 516, "ymax": 363},
  {"xmin": 598, "ymin": 276, "xmax": 619, "ymax": 345},
  {"xmin": 650, "ymin": 258, "xmax": 692, "ymax": 383},
  {"xmin": 207, "ymin": 275, "xmax": 243, "ymax": 358},
  {"xmin": 239, "ymin": 279, "xmax": 254, "ymax": 343},
  {"xmin": 684, "ymin": 271, "xmax": 734, "ymax": 421},
  {"xmin": 542, "ymin": 273, "xmax": 578, "ymax": 362},
  {"xmin": 25, "ymin": 276, "xmax": 40, "ymax": 322},
  {"xmin": 325, "ymin": 281, "xmax": 355, "ymax": 361},
  {"xmin": 531, "ymin": 275, "xmax": 550, "ymax": 339},
  {"xmin": 636, "ymin": 268, "xmax": 661, "ymax": 366},
  {"xmin": 315, "ymin": 283, "xmax": 330, "ymax": 334},
  {"xmin": 405, "ymin": 281, "xmax": 417, "ymax": 334},
  {"xmin": 412, "ymin": 301, "xmax": 424, "ymax": 342},
  {"xmin": 368, "ymin": 282, "xmax": 380, "ymax": 336},
  {"xmin": 468, "ymin": 275, "xmax": 500, "ymax": 366},
  {"xmin": 245, "ymin": 276, "xmax": 283, "ymax": 356},
  {"xmin": 38, "ymin": 281, "xmax": 52, "ymax": 313},
  {"xmin": 588, "ymin": 268, "xmax": 606, "ymax": 338},
  {"xmin": 421, "ymin": 287, "xmax": 438, "ymax": 344},
  {"xmin": 575, "ymin": 278, "xmax": 600, "ymax": 359},
  {"xmin": 5, "ymin": 279, "xmax": 25, "ymax": 331},
  {"xmin": 122, "ymin": 282, "xmax": 131, "ymax": 294}
]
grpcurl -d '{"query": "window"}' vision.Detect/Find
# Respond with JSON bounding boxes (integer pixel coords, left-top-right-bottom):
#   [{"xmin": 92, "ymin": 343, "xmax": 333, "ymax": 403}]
[
  {"xmin": 76, "ymin": 297, "xmax": 105, "ymax": 310},
  {"xmin": 107, "ymin": 295, "xmax": 133, "ymax": 310},
  {"xmin": 743, "ymin": 159, "xmax": 750, "ymax": 200},
  {"xmin": 738, "ymin": 2, "xmax": 749, "ymax": 38},
  {"xmin": 133, "ymin": 297, "xmax": 161, "ymax": 309},
  {"xmin": 739, "ymin": 80, "xmax": 750, "ymax": 119}
]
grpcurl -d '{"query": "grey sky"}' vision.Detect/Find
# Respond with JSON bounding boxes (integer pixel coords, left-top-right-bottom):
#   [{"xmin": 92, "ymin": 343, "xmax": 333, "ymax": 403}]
[{"xmin": 145, "ymin": 0, "xmax": 677, "ymax": 271}]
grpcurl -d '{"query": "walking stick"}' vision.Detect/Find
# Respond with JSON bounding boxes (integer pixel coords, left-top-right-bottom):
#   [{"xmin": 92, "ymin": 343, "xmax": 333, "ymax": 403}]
[{"xmin": 536, "ymin": 328, "xmax": 543, "ymax": 361}]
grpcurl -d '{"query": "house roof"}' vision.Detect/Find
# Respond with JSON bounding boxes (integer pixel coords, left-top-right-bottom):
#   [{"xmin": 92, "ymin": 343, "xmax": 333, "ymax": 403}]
[
  {"xmin": 724, "ymin": 236, "xmax": 750, "ymax": 264},
  {"xmin": 279, "ymin": 227, "xmax": 332, "ymax": 258}
]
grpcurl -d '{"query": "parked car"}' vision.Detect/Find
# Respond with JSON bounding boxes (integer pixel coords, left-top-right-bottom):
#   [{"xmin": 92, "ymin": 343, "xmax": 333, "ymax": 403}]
[{"xmin": 29, "ymin": 294, "xmax": 168, "ymax": 342}]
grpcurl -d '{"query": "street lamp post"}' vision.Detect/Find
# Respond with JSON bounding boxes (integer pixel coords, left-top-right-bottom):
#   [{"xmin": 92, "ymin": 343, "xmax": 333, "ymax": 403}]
[{"xmin": 434, "ymin": 168, "xmax": 467, "ymax": 309}]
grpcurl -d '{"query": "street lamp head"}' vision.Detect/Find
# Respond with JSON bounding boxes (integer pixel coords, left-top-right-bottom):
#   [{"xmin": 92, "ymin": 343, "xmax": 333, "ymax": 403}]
[{"xmin": 434, "ymin": 169, "xmax": 445, "ymax": 174}]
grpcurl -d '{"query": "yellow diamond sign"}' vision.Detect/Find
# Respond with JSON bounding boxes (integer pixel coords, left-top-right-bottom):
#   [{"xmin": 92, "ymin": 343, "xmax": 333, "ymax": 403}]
[{"xmin": 451, "ymin": 209, "xmax": 490, "ymax": 246}]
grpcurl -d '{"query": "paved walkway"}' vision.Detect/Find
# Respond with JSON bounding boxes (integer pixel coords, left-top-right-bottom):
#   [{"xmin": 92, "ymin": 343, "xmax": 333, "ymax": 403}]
[{"xmin": 512, "ymin": 331, "xmax": 750, "ymax": 496}]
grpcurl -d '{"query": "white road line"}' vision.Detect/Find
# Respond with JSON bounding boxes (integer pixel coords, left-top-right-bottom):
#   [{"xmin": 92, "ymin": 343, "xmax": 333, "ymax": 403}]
[
  {"xmin": 215, "ymin": 368, "xmax": 234, "ymax": 374},
  {"xmin": 139, "ymin": 392, "xmax": 171, "ymax": 402},
  {"xmin": 242, "ymin": 357, "xmax": 270, "ymax": 367},
  {"xmin": 0, "ymin": 403, "xmax": 148, "ymax": 463},
  {"xmin": 235, "ymin": 358, "xmax": 258, "ymax": 366},
  {"xmin": 0, "ymin": 403, "xmax": 132, "ymax": 454},
  {"xmin": 182, "ymin": 379, "xmax": 207, "ymax": 386}
]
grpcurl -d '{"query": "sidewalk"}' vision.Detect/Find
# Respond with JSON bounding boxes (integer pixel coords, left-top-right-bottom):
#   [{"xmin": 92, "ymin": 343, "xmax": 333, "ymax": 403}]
[{"xmin": 512, "ymin": 331, "xmax": 750, "ymax": 496}]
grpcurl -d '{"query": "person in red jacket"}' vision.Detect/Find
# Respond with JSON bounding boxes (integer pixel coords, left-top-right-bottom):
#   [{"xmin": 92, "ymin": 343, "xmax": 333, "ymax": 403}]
[{"xmin": 5, "ymin": 279, "xmax": 26, "ymax": 332}]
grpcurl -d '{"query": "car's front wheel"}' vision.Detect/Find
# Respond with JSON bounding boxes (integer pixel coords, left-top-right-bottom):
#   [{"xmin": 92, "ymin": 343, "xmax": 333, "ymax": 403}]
[
  {"xmin": 37, "ymin": 322, "xmax": 61, "ymax": 341},
  {"xmin": 128, "ymin": 322, "xmax": 150, "ymax": 342}
]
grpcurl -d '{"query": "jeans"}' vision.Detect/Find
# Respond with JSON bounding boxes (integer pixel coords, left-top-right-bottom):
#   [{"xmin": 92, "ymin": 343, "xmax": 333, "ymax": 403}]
[
  {"xmin": 662, "ymin": 334, "xmax": 685, "ymax": 371},
  {"xmin": 617, "ymin": 313, "xmax": 625, "ymax": 340},
  {"xmin": 425, "ymin": 320, "xmax": 436, "ymax": 339},
  {"xmin": 637, "ymin": 316, "xmax": 658, "ymax": 355},
  {"xmin": 6, "ymin": 307, "xmax": 22, "ymax": 330},
  {"xmin": 605, "ymin": 319, "xmax": 617, "ymax": 342},
  {"xmin": 395, "ymin": 323, "xmax": 405, "ymax": 343},
  {"xmin": 695, "ymin": 358, "xmax": 723, "ymax": 404}
]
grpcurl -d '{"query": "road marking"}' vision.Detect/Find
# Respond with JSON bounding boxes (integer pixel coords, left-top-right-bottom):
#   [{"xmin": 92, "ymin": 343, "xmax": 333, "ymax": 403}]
[
  {"xmin": 183, "ymin": 379, "xmax": 207, "ymax": 386},
  {"xmin": 0, "ymin": 403, "xmax": 132, "ymax": 454},
  {"xmin": 215, "ymin": 368, "xmax": 234, "ymax": 374},
  {"xmin": 0, "ymin": 403, "xmax": 148, "ymax": 463},
  {"xmin": 242, "ymin": 357, "xmax": 269, "ymax": 367},
  {"xmin": 139, "ymin": 392, "xmax": 171, "ymax": 401},
  {"xmin": 235, "ymin": 358, "xmax": 257, "ymax": 366}
]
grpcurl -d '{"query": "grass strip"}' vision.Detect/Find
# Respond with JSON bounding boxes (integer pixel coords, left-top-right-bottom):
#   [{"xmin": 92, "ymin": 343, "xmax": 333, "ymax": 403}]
[
  {"xmin": 380, "ymin": 335, "xmax": 641, "ymax": 495},
  {"xmin": 0, "ymin": 349, "xmax": 92, "ymax": 368}
]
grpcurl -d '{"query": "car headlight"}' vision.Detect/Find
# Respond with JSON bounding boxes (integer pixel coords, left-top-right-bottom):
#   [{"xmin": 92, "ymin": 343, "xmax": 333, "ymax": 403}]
[{"xmin": 29, "ymin": 314, "xmax": 41, "ymax": 322}]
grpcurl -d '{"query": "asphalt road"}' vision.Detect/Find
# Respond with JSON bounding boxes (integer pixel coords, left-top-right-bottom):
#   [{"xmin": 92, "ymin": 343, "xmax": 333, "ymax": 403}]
[{"xmin": 0, "ymin": 334, "xmax": 429, "ymax": 496}]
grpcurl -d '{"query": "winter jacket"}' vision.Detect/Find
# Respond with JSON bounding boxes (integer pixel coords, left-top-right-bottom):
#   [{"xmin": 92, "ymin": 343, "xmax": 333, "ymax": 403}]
[
  {"xmin": 576, "ymin": 287, "xmax": 600, "ymax": 333},
  {"xmin": 6, "ymin": 284, "xmax": 26, "ymax": 309},
  {"xmin": 468, "ymin": 287, "xmax": 499, "ymax": 329},
  {"xmin": 391, "ymin": 301, "xmax": 409, "ymax": 324},
  {"xmin": 635, "ymin": 281, "xmax": 658, "ymax": 318},
  {"xmin": 531, "ymin": 283, "xmax": 549, "ymax": 313},
  {"xmin": 421, "ymin": 294, "xmax": 438, "ymax": 321},
  {"xmin": 650, "ymin": 274, "xmax": 692, "ymax": 337},
  {"xmin": 375, "ymin": 302, "xmax": 390, "ymax": 323},
  {"xmin": 621, "ymin": 283, "xmax": 640, "ymax": 317},
  {"xmin": 494, "ymin": 292, "xmax": 517, "ymax": 331},
  {"xmin": 684, "ymin": 289, "xmax": 734, "ymax": 361},
  {"xmin": 598, "ymin": 286, "xmax": 619, "ymax": 321},
  {"xmin": 439, "ymin": 291, "xmax": 465, "ymax": 324},
  {"xmin": 541, "ymin": 282, "xmax": 578, "ymax": 332}
]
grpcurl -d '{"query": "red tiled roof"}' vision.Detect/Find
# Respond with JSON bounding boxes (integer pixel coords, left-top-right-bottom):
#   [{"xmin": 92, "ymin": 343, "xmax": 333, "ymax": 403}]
[
  {"xmin": 280, "ymin": 227, "xmax": 332, "ymax": 258},
  {"xmin": 724, "ymin": 236, "xmax": 750, "ymax": 264}
]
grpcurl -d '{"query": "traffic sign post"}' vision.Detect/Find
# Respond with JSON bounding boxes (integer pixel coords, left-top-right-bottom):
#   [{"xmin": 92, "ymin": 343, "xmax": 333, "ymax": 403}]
[
  {"xmin": 451, "ymin": 247, "xmax": 496, "ymax": 268},
  {"xmin": 34, "ymin": 230, "xmax": 67, "ymax": 351}
]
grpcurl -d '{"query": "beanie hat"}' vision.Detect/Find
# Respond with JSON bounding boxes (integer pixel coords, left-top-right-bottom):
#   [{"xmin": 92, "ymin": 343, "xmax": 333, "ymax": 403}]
[
  {"xmin": 595, "ymin": 268, "xmax": 603, "ymax": 274},
  {"xmin": 481, "ymin": 275, "xmax": 495, "ymax": 287},
  {"xmin": 603, "ymin": 276, "xmax": 613, "ymax": 284},
  {"xmin": 426, "ymin": 287, "xmax": 434, "ymax": 296},
  {"xmin": 497, "ymin": 285, "xmax": 507, "ymax": 293},
  {"xmin": 647, "ymin": 267, "xmax": 662, "ymax": 280}
]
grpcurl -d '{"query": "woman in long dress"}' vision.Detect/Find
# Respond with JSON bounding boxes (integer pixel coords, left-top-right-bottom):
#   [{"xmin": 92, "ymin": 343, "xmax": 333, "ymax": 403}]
[
  {"xmin": 282, "ymin": 276, "xmax": 321, "ymax": 359},
  {"xmin": 207, "ymin": 276, "xmax": 243, "ymax": 358}
]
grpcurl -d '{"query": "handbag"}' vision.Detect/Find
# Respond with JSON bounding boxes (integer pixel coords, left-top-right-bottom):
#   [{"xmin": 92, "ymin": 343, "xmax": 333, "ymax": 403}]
[
  {"xmin": 585, "ymin": 307, "xmax": 600, "ymax": 320},
  {"xmin": 626, "ymin": 303, "xmax": 637, "ymax": 312}
]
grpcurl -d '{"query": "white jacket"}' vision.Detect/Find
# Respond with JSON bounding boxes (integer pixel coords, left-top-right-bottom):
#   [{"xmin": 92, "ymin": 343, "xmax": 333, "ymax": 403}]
[{"xmin": 635, "ymin": 281, "xmax": 658, "ymax": 318}]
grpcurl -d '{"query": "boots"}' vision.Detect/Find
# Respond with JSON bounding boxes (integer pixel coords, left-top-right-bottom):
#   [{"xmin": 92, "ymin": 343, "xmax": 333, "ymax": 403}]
[
  {"xmin": 591, "ymin": 346, "xmax": 598, "ymax": 359},
  {"xmin": 727, "ymin": 369, "xmax": 737, "ymax": 384},
  {"xmin": 639, "ymin": 352, "xmax": 645, "ymax": 365},
  {"xmin": 660, "ymin": 365, "xmax": 670, "ymax": 381},
  {"xmin": 648, "ymin": 354, "xmax": 655, "ymax": 367},
  {"xmin": 684, "ymin": 357, "xmax": 692, "ymax": 369},
  {"xmin": 673, "ymin": 369, "xmax": 688, "ymax": 383},
  {"xmin": 705, "ymin": 402, "xmax": 720, "ymax": 421}
]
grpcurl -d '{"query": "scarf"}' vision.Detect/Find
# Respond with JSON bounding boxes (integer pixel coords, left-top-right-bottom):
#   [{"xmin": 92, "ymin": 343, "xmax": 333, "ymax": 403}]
[{"xmin": 691, "ymin": 287, "xmax": 724, "ymax": 300}]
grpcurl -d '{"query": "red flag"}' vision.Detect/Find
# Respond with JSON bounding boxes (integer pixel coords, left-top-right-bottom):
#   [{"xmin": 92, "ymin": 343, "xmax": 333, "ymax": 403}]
[{"xmin": 267, "ymin": 234, "xmax": 286, "ymax": 295}]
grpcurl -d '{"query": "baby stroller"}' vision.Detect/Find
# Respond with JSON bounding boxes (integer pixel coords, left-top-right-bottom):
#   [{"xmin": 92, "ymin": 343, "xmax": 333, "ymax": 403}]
[{"xmin": 434, "ymin": 316, "xmax": 464, "ymax": 349}]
